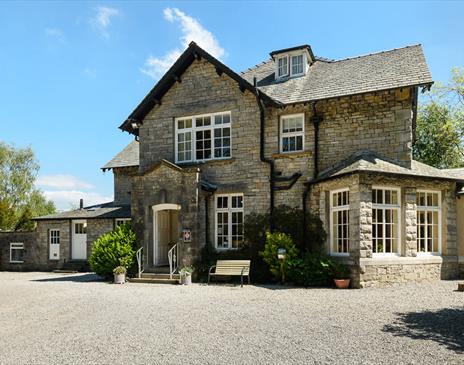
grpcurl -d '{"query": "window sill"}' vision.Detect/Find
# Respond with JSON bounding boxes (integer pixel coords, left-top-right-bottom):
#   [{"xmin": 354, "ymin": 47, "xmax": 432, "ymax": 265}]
[
  {"xmin": 361, "ymin": 255, "xmax": 443, "ymax": 266},
  {"xmin": 272, "ymin": 151, "xmax": 312, "ymax": 159},
  {"xmin": 9, "ymin": 261, "xmax": 24, "ymax": 264},
  {"xmin": 177, "ymin": 158, "xmax": 235, "ymax": 167},
  {"xmin": 329, "ymin": 252, "xmax": 350, "ymax": 257}
]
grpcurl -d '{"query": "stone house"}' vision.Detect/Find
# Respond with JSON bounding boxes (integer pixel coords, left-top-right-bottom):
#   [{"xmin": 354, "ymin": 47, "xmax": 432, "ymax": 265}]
[
  {"xmin": 3, "ymin": 42, "xmax": 464, "ymax": 287},
  {"xmin": 113, "ymin": 42, "xmax": 463, "ymax": 287},
  {"xmin": 0, "ymin": 144, "xmax": 135, "ymax": 271}
]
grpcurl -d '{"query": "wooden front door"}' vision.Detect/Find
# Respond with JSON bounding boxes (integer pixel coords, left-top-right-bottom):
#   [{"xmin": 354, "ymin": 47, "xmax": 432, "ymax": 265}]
[{"xmin": 154, "ymin": 209, "xmax": 179, "ymax": 266}]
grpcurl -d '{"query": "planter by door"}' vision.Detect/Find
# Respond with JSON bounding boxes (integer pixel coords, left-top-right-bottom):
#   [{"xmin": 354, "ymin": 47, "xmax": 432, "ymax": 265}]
[
  {"xmin": 334, "ymin": 279, "xmax": 350, "ymax": 289},
  {"xmin": 180, "ymin": 274, "xmax": 192, "ymax": 285},
  {"xmin": 114, "ymin": 273, "xmax": 125, "ymax": 284},
  {"xmin": 72, "ymin": 220, "xmax": 87, "ymax": 260}
]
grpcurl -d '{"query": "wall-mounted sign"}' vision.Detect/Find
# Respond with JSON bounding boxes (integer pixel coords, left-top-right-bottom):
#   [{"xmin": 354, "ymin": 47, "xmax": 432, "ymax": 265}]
[{"xmin": 183, "ymin": 228, "xmax": 192, "ymax": 243}]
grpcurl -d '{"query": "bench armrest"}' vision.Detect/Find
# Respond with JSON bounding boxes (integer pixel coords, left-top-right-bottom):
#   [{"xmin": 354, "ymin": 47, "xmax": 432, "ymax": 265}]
[{"xmin": 208, "ymin": 265, "xmax": 217, "ymax": 275}]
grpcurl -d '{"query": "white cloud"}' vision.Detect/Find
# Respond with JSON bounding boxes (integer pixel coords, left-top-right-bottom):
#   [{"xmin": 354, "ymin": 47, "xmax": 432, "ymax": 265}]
[
  {"xmin": 42, "ymin": 190, "xmax": 112, "ymax": 211},
  {"xmin": 45, "ymin": 27, "xmax": 66, "ymax": 44},
  {"xmin": 36, "ymin": 175, "xmax": 95, "ymax": 190},
  {"xmin": 83, "ymin": 68, "xmax": 97, "ymax": 78},
  {"xmin": 91, "ymin": 6, "xmax": 120, "ymax": 37},
  {"xmin": 141, "ymin": 7, "xmax": 225, "ymax": 80}
]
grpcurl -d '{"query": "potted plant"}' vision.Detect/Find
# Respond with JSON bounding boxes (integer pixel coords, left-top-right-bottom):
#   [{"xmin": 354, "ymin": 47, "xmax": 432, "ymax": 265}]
[
  {"xmin": 332, "ymin": 263, "xmax": 351, "ymax": 289},
  {"xmin": 113, "ymin": 266, "xmax": 127, "ymax": 284},
  {"xmin": 179, "ymin": 266, "xmax": 194, "ymax": 285}
]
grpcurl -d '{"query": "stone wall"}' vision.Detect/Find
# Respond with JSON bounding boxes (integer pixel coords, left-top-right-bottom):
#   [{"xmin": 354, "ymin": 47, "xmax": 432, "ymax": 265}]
[
  {"xmin": 0, "ymin": 231, "xmax": 37, "ymax": 271},
  {"xmin": 113, "ymin": 167, "xmax": 137, "ymax": 205}
]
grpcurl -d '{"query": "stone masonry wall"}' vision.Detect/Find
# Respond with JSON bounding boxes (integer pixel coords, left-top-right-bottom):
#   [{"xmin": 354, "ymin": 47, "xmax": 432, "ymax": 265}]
[
  {"xmin": 113, "ymin": 167, "xmax": 137, "ymax": 205},
  {"xmin": 0, "ymin": 231, "xmax": 37, "ymax": 271}
]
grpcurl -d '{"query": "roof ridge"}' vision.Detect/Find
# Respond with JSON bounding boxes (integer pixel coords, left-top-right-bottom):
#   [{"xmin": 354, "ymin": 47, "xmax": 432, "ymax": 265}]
[
  {"xmin": 240, "ymin": 58, "xmax": 272, "ymax": 75},
  {"xmin": 326, "ymin": 44, "xmax": 422, "ymax": 63}
]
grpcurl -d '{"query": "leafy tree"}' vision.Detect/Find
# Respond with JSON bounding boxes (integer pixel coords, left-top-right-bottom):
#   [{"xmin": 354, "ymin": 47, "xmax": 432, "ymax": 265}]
[
  {"xmin": 0, "ymin": 142, "xmax": 55, "ymax": 231},
  {"xmin": 414, "ymin": 68, "xmax": 464, "ymax": 168}
]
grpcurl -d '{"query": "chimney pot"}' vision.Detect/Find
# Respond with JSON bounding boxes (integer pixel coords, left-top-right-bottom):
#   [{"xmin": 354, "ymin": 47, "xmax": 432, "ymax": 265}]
[{"xmin": 79, "ymin": 199, "xmax": 84, "ymax": 210}]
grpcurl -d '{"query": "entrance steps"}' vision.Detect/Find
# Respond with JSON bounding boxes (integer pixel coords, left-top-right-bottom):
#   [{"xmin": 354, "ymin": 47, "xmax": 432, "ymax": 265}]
[{"xmin": 130, "ymin": 272, "xmax": 180, "ymax": 284}]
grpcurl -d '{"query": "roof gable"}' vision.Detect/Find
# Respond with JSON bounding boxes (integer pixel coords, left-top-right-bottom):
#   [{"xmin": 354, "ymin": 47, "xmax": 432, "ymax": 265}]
[{"xmin": 120, "ymin": 42, "xmax": 280, "ymax": 135}]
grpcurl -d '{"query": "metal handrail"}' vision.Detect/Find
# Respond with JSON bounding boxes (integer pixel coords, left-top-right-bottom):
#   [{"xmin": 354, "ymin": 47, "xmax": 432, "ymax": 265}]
[
  {"xmin": 168, "ymin": 243, "xmax": 178, "ymax": 279},
  {"xmin": 136, "ymin": 247, "xmax": 144, "ymax": 278}
]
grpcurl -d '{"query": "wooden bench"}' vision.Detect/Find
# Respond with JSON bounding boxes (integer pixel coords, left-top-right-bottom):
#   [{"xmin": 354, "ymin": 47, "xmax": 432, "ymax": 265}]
[{"xmin": 208, "ymin": 260, "xmax": 251, "ymax": 287}]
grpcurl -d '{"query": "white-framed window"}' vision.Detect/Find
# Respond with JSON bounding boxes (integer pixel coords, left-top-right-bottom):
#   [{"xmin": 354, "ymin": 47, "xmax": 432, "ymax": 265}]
[
  {"xmin": 115, "ymin": 218, "xmax": 131, "ymax": 227},
  {"xmin": 175, "ymin": 111, "xmax": 231, "ymax": 163},
  {"xmin": 49, "ymin": 229, "xmax": 60, "ymax": 245},
  {"xmin": 330, "ymin": 189, "xmax": 350, "ymax": 255},
  {"xmin": 277, "ymin": 56, "xmax": 289, "ymax": 78},
  {"xmin": 372, "ymin": 187, "xmax": 401, "ymax": 255},
  {"xmin": 74, "ymin": 222, "xmax": 87, "ymax": 234},
  {"xmin": 10, "ymin": 242, "xmax": 24, "ymax": 263},
  {"xmin": 291, "ymin": 54, "xmax": 304, "ymax": 76},
  {"xmin": 280, "ymin": 113, "xmax": 304, "ymax": 153},
  {"xmin": 416, "ymin": 190, "xmax": 441, "ymax": 255},
  {"xmin": 215, "ymin": 194, "xmax": 244, "ymax": 250}
]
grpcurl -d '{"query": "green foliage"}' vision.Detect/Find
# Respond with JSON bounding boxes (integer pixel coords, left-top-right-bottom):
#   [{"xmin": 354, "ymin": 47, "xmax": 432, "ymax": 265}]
[
  {"xmin": 414, "ymin": 67, "xmax": 464, "ymax": 168},
  {"xmin": 244, "ymin": 205, "xmax": 327, "ymax": 254},
  {"xmin": 113, "ymin": 266, "xmax": 127, "ymax": 275},
  {"xmin": 0, "ymin": 142, "xmax": 55, "ymax": 231},
  {"xmin": 180, "ymin": 266, "xmax": 194, "ymax": 275},
  {"xmin": 260, "ymin": 232, "xmax": 298, "ymax": 282},
  {"xmin": 331, "ymin": 262, "xmax": 351, "ymax": 279},
  {"xmin": 89, "ymin": 223, "xmax": 138, "ymax": 278},
  {"xmin": 287, "ymin": 254, "xmax": 335, "ymax": 286}
]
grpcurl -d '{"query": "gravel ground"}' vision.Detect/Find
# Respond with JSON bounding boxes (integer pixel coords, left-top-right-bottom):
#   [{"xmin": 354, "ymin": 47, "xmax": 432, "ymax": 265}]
[{"xmin": 0, "ymin": 272, "xmax": 463, "ymax": 365}]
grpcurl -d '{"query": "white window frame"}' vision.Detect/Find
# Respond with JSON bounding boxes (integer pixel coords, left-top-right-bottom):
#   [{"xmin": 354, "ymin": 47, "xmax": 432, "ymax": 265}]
[
  {"xmin": 290, "ymin": 54, "xmax": 305, "ymax": 77},
  {"xmin": 277, "ymin": 55, "xmax": 289, "ymax": 78},
  {"xmin": 372, "ymin": 186, "xmax": 401, "ymax": 257},
  {"xmin": 10, "ymin": 242, "xmax": 24, "ymax": 263},
  {"xmin": 115, "ymin": 218, "xmax": 131, "ymax": 227},
  {"xmin": 174, "ymin": 111, "xmax": 232, "ymax": 163},
  {"xmin": 329, "ymin": 188, "xmax": 350, "ymax": 256},
  {"xmin": 280, "ymin": 113, "xmax": 305, "ymax": 153},
  {"xmin": 416, "ymin": 190, "xmax": 442, "ymax": 256},
  {"xmin": 215, "ymin": 193, "xmax": 244, "ymax": 250},
  {"xmin": 49, "ymin": 229, "xmax": 60, "ymax": 245}
]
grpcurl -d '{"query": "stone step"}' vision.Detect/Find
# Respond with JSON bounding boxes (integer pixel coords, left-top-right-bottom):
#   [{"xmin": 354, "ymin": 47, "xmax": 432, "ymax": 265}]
[
  {"xmin": 143, "ymin": 266, "xmax": 171, "ymax": 274},
  {"xmin": 130, "ymin": 277, "xmax": 179, "ymax": 284},
  {"xmin": 141, "ymin": 273, "xmax": 180, "ymax": 280}
]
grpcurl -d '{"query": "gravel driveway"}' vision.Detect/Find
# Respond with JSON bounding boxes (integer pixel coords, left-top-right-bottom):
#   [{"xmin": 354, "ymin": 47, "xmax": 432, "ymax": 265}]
[{"xmin": 0, "ymin": 272, "xmax": 463, "ymax": 365}]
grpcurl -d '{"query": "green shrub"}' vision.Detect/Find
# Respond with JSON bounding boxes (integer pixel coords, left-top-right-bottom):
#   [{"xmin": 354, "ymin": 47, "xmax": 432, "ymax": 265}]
[
  {"xmin": 244, "ymin": 205, "xmax": 327, "ymax": 255},
  {"xmin": 89, "ymin": 223, "xmax": 138, "ymax": 278},
  {"xmin": 288, "ymin": 254, "xmax": 335, "ymax": 286},
  {"xmin": 260, "ymin": 232, "xmax": 299, "ymax": 282}
]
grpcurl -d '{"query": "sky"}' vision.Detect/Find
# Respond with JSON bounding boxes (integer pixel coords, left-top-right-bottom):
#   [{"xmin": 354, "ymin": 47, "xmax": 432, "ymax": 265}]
[{"xmin": 0, "ymin": 1, "xmax": 463, "ymax": 210}]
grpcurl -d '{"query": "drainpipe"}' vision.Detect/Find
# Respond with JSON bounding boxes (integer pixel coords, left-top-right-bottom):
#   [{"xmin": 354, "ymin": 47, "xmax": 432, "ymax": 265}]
[
  {"xmin": 302, "ymin": 101, "xmax": 322, "ymax": 252},
  {"xmin": 254, "ymin": 82, "xmax": 275, "ymax": 231}
]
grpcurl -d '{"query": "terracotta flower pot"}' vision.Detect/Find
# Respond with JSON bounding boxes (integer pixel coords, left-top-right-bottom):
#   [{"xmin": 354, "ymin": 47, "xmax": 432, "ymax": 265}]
[{"xmin": 333, "ymin": 278, "xmax": 350, "ymax": 289}]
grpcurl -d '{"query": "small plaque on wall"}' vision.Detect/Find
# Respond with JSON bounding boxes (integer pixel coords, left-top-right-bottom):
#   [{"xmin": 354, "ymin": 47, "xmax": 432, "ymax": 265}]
[{"xmin": 182, "ymin": 228, "xmax": 192, "ymax": 243}]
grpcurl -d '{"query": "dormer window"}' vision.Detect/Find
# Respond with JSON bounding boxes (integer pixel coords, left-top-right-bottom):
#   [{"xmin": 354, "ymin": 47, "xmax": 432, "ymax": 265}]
[
  {"xmin": 277, "ymin": 56, "xmax": 289, "ymax": 78},
  {"xmin": 291, "ymin": 54, "xmax": 304, "ymax": 76}
]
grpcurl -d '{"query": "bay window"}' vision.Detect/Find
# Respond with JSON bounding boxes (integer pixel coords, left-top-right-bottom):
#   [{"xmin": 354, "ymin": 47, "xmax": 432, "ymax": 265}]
[
  {"xmin": 175, "ymin": 112, "xmax": 231, "ymax": 163},
  {"xmin": 330, "ymin": 189, "xmax": 350, "ymax": 255},
  {"xmin": 416, "ymin": 190, "xmax": 441, "ymax": 254},
  {"xmin": 280, "ymin": 114, "xmax": 304, "ymax": 153},
  {"xmin": 215, "ymin": 194, "xmax": 244, "ymax": 250},
  {"xmin": 372, "ymin": 187, "xmax": 400, "ymax": 255}
]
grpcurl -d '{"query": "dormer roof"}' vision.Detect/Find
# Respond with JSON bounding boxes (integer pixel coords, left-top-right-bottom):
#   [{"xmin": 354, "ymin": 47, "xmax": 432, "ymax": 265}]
[{"xmin": 270, "ymin": 44, "xmax": 315, "ymax": 64}]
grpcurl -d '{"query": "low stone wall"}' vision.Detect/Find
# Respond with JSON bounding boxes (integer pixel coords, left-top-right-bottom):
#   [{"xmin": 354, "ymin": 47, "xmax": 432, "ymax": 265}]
[{"xmin": 358, "ymin": 257, "xmax": 459, "ymax": 287}]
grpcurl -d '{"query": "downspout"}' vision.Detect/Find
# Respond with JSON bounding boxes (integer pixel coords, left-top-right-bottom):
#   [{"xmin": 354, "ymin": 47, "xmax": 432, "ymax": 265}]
[
  {"xmin": 302, "ymin": 101, "xmax": 322, "ymax": 251},
  {"xmin": 254, "ymin": 79, "xmax": 275, "ymax": 231}
]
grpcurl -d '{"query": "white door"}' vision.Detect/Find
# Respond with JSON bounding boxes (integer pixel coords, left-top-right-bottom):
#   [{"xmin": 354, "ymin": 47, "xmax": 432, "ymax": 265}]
[
  {"xmin": 156, "ymin": 211, "xmax": 170, "ymax": 266},
  {"xmin": 72, "ymin": 220, "xmax": 87, "ymax": 260}
]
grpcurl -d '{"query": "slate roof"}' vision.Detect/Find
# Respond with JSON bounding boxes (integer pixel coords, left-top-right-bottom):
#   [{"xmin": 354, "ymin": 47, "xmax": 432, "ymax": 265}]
[
  {"xmin": 34, "ymin": 202, "xmax": 131, "ymax": 221},
  {"xmin": 102, "ymin": 140, "xmax": 139, "ymax": 171},
  {"xmin": 241, "ymin": 44, "xmax": 432, "ymax": 105},
  {"xmin": 313, "ymin": 151, "xmax": 462, "ymax": 183}
]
